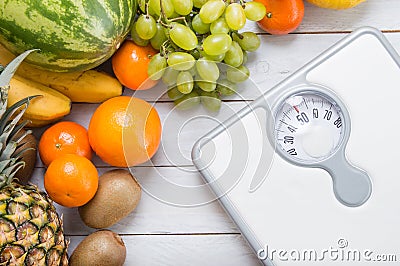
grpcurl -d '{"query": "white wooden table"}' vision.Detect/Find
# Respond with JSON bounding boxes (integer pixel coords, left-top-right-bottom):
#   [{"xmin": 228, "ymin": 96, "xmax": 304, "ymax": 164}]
[{"xmin": 30, "ymin": 1, "xmax": 400, "ymax": 265}]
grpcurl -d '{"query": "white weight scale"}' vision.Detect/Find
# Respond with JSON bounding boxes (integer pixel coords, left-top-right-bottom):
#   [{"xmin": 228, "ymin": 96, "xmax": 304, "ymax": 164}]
[{"xmin": 192, "ymin": 27, "xmax": 400, "ymax": 265}]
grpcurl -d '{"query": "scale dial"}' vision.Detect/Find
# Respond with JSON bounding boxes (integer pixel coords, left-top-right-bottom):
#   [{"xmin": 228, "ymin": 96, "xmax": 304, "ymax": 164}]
[{"xmin": 274, "ymin": 92, "xmax": 345, "ymax": 164}]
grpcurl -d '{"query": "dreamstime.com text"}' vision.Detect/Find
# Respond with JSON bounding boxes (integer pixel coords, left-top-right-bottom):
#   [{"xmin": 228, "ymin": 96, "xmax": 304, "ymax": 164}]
[{"xmin": 258, "ymin": 239, "xmax": 398, "ymax": 262}]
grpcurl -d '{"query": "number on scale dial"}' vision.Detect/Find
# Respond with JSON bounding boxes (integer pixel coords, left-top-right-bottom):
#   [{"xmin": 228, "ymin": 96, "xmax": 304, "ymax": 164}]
[{"xmin": 275, "ymin": 93, "xmax": 345, "ymax": 162}]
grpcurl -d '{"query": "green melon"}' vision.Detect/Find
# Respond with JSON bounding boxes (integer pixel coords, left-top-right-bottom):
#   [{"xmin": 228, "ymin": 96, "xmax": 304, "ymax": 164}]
[{"xmin": 0, "ymin": 0, "xmax": 136, "ymax": 72}]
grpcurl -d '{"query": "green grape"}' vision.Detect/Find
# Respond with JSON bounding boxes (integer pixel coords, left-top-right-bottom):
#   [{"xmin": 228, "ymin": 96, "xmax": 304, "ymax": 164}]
[
  {"xmin": 172, "ymin": 0, "xmax": 193, "ymax": 15},
  {"xmin": 193, "ymin": 0, "xmax": 208, "ymax": 8},
  {"xmin": 199, "ymin": 0, "xmax": 225, "ymax": 24},
  {"xmin": 136, "ymin": 15, "xmax": 157, "ymax": 40},
  {"xmin": 196, "ymin": 58, "xmax": 219, "ymax": 81},
  {"xmin": 199, "ymin": 50, "xmax": 225, "ymax": 62},
  {"xmin": 138, "ymin": 0, "xmax": 146, "ymax": 12},
  {"xmin": 201, "ymin": 91, "xmax": 221, "ymax": 112},
  {"xmin": 174, "ymin": 91, "xmax": 200, "ymax": 110},
  {"xmin": 197, "ymin": 80, "xmax": 217, "ymax": 92},
  {"xmin": 147, "ymin": 5, "xmax": 157, "ymax": 16},
  {"xmin": 169, "ymin": 11, "xmax": 181, "ymax": 19},
  {"xmin": 167, "ymin": 86, "xmax": 184, "ymax": 100},
  {"xmin": 131, "ymin": 22, "xmax": 149, "ymax": 46},
  {"xmin": 149, "ymin": 0, "xmax": 175, "ymax": 18},
  {"xmin": 192, "ymin": 14, "xmax": 210, "ymax": 34},
  {"xmin": 188, "ymin": 66, "xmax": 197, "ymax": 76},
  {"xmin": 223, "ymin": 41, "xmax": 243, "ymax": 67},
  {"xmin": 162, "ymin": 67, "xmax": 179, "ymax": 86},
  {"xmin": 169, "ymin": 22, "xmax": 198, "ymax": 50},
  {"xmin": 244, "ymin": 1, "xmax": 267, "ymax": 21},
  {"xmin": 225, "ymin": 3, "xmax": 246, "ymax": 31},
  {"xmin": 226, "ymin": 65, "xmax": 250, "ymax": 83},
  {"xmin": 203, "ymin": 33, "xmax": 232, "ymax": 55},
  {"xmin": 177, "ymin": 71, "xmax": 194, "ymax": 94},
  {"xmin": 233, "ymin": 32, "xmax": 261, "ymax": 52},
  {"xmin": 148, "ymin": 53, "xmax": 167, "ymax": 80},
  {"xmin": 217, "ymin": 79, "xmax": 237, "ymax": 96},
  {"xmin": 210, "ymin": 18, "xmax": 229, "ymax": 34},
  {"xmin": 242, "ymin": 50, "xmax": 248, "ymax": 65},
  {"xmin": 150, "ymin": 23, "xmax": 168, "ymax": 50},
  {"xmin": 167, "ymin": 52, "xmax": 196, "ymax": 71}
]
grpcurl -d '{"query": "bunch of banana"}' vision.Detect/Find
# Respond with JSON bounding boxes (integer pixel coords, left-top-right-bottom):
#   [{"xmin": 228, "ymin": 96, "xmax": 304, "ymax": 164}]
[{"xmin": 0, "ymin": 45, "xmax": 123, "ymax": 127}]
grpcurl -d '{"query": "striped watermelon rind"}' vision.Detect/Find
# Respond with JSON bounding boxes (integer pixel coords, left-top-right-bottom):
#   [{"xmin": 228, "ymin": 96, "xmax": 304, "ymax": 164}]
[{"xmin": 0, "ymin": 0, "xmax": 136, "ymax": 72}]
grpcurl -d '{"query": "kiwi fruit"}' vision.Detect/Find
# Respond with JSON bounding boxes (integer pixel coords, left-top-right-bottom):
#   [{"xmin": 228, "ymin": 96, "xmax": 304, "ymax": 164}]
[
  {"xmin": 69, "ymin": 230, "xmax": 126, "ymax": 266},
  {"xmin": 14, "ymin": 129, "xmax": 37, "ymax": 184},
  {"xmin": 78, "ymin": 169, "xmax": 141, "ymax": 228}
]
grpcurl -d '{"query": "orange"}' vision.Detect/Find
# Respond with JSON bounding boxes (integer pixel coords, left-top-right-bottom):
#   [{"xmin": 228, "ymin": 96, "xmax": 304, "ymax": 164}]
[
  {"xmin": 44, "ymin": 154, "xmax": 98, "ymax": 208},
  {"xmin": 112, "ymin": 40, "xmax": 158, "ymax": 90},
  {"xmin": 255, "ymin": 0, "xmax": 304, "ymax": 35},
  {"xmin": 88, "ymin": 96, "xmax": 162, "ymax": 167},
  {"xmin": 38, "ymin": 121, "xmax": 92, "ymax": 167}
]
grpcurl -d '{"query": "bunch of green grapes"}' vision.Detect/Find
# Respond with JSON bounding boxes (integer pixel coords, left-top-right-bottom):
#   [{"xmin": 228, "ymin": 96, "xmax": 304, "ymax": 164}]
[{"xmin": 134, "ymin": 0, "xmax": 266, "ymax": 111}]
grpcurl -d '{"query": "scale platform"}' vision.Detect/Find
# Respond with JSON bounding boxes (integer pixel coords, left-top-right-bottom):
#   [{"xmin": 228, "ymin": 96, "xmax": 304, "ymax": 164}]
[{"xmin": 192, "ymin": 27, "xmax": 400, "ymax": 265}]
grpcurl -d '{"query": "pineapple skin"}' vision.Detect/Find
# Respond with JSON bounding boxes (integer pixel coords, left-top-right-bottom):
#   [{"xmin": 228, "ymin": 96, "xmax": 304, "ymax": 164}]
[{"xmin": 0, "ymin": 183, "xmax": 68, "ymax": 265}]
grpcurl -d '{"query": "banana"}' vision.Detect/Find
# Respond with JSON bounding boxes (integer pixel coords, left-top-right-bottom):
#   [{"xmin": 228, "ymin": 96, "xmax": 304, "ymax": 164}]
[
  {"xmin": 0, "ymin": 45, "xmax": 122, "ymax": 103},
  {"xmin": 9, "ymin": 75, "xmax": 71, "ymax": 124}
]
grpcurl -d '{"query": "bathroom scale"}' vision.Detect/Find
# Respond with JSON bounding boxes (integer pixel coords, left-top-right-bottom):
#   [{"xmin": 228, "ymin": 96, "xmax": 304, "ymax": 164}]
[{"xmin": 192, "ymin": 27, "xmax": 400, "ymax": 265}]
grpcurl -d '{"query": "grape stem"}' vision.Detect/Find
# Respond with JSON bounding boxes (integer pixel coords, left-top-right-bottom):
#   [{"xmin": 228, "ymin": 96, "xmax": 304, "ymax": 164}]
[
  {"xmin": 159, "ymin": 0, "xmax": 168, "ymax": 23},
  {"xmin": 160, "ymin": 40, "xmax": 169, "ymax": 57},
  {"xmin": 233, "ymin": 31, "xmax": 244, "ymax": 40},
  {"xmin": 157, "ymin": 0, "xmax": 188, "ymax": 27},
  {"xmin": 145, "ymin": 1, "xmax": 150, "ymax": 17},
  {"xmin": 158, "ymin": 19, "xmax": 170, "ymax": 28},
  {"xmin": 168, "ymin": 17, "xmax": 189, "ymax": 27}
]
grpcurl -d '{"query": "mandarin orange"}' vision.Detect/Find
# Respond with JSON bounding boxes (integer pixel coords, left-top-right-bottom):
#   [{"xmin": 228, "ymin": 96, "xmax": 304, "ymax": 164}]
[
  {"xmin": 44, "ymin": 154, "xmax": 98, "ymax": 208},
  {"xmin": 255, "ymin": 0, "xmax": 304, "ymax": 35},
  {"xmin": 112, "ymin": 40, "xmax": 158, "ymax": 90},
  {"xmin": 39, "ymin": 121, "xmax": 92, "ymax": 167}
]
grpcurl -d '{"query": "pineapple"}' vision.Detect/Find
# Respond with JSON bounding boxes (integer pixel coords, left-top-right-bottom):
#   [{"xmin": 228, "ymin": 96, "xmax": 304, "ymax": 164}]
[{"xmin": 0, "ymin": 51, "xmax": 68, "ymax": 265}]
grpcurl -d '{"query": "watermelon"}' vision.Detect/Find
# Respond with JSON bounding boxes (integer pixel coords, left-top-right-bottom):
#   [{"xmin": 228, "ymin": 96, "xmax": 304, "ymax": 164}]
[{"xmin": 0, "ymin": 0, "xmax": 136, "ymax": 72}]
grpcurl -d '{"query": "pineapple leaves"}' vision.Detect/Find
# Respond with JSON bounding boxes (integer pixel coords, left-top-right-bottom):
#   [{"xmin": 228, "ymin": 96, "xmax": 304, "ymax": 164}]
[
  {"xmin": 0, "ymin": 159, "xmax": 24, "ymax": 186},
  {"xmin": 0, "ymin": 49, "xmax": 39, "ymax": 88},
  {"xmin": 0, "ymin": 49, "xmax": 39, "ymax": 119},
  {"xmin": 0, "ymin": 141, "xmax": 17, "ymax": 161},
  {"xmin": 9, "ymin": 120, "xmax": 30, "ymax": 142},
  {"xmin": 0, "ymin": 50, "xmax": 42, "ymax": 187},
  {"xmin": 13, "ymin": 146, "xmax": 34, "ymax": 161},
  {"xmin": 0, "ymin": 159, "xmax": 13, "ymax": 173},
  {"xmin": 0, "ymin": 95, "xmax": 40, "ymax": 134},
  {"xmin": 0, "ymin": 96, "xmax": 39, "ymax": 158},
  {"xmin": 2, "ymin": 160, "xmax": 24, "ymax": 181},
  {"xmin": 13, "ymin": 127, "xmax": 31, "ymax": 144},
  {"xmin": 0, "ymin": 174, "xmax": 7, "ymax": 188}
]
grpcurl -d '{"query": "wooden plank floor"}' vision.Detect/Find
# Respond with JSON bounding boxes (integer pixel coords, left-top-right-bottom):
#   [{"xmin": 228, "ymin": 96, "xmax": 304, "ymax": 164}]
[{"xmin": 30, "ymin": 1, "xmax": 399, "ymax": 265}]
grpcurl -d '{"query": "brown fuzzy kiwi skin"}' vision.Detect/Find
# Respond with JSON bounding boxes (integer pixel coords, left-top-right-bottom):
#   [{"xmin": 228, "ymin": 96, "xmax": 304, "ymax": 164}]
[
  {"xmin": 69, "ymin": 230, "xmax": 126, "ymax": 266},
  {"xmin": 14, "ymin": 129, "xmax": 37, "ymax": 184},
  {"xmin": 78, "ymin": 169, "xmax": 141, "ymax": 229}
]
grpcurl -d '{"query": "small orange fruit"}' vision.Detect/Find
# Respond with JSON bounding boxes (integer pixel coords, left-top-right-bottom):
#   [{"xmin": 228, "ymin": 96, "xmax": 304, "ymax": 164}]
[
  {"xmin": 39, "ymin": 121, "xmax": 92, "ymax": 167},
  {"xmin": 112, "ymin": 40, "xmax": 158, "ymax": 90},
  {"xmin": 255, "ymin": 0, "xmax": 304, "ymax": 35},
  {"xmin": 44, "ymin": 154, "xmax": 98, "ymax": 208},
  {"xmin": 88, "ymin": 96, "xmax": 161, "ymax": 167}
]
